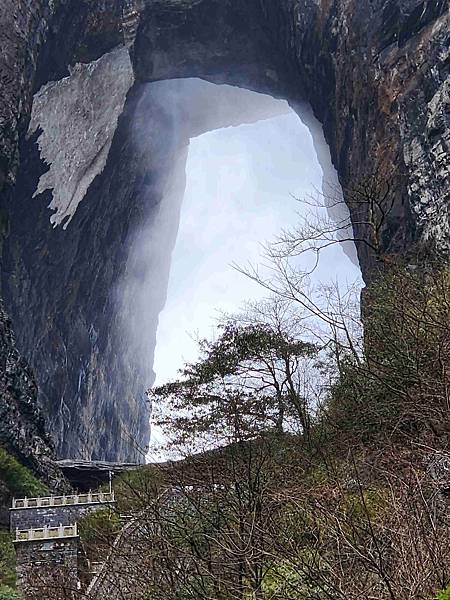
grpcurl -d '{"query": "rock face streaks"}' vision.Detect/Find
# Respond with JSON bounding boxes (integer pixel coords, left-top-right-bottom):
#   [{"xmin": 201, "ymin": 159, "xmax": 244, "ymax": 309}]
[
  {"xmin": 0, "ymin": 300, "xmax": 65, "ymax": 491},
  {"xmin": 0, "ymin": 0, "xmax": 448, "ymax": 461}
]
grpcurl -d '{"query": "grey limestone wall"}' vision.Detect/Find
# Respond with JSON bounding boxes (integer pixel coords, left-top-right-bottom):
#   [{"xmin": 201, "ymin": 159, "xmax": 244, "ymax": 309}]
[
  {"xmin": 15, "ymin": 537, "xmax": 81, "ymax": 599},
  {"xmin": 10, "ymin": 501, "xmax": 112, "ymax": 598},
  {"xmin": 10, "ymin": 501, "xmax": 115, "ymax": 532}
]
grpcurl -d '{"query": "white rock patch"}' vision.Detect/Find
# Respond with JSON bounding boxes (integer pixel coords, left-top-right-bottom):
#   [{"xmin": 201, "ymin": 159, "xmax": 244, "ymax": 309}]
[{"xmin": 28, "ymin": 47, "xmax": 134, "ymax": 228}]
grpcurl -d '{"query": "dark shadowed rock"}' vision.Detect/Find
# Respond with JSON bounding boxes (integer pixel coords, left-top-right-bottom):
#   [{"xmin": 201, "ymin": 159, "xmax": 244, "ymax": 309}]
[{"xmin": 0, "ymin": 300, "xmax": 66, "ymax": 492}]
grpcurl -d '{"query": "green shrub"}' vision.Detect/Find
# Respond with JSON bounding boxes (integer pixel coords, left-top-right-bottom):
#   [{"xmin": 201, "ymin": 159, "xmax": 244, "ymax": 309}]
[
  {"xmin": 0, "ymin": 586, "xmax": 20, "ymax": 600},
  {"xmin": 321, "ymin": 266, "xmax": 450, "ymax": 449},
  {"xmin": 0, "ymin": 448, "xmax": 48, "ymax": 498},
  {"xmin": 436, "ymin": 584, "xmax": 450, "ymax": 600},
  {"xmin": 79, "ymin": 508, "xmax": 121, "ymax": 556},
  {"xmin": 110, "ymin": 466, "xmax": 163, "ymax": 513},
  {"xmin": 0, "ymin": 531, "xmax": 16, "ymax": 589},
  {"xmin": 263, "ymin": 562, "xmax": 310, "ymax": 598}
]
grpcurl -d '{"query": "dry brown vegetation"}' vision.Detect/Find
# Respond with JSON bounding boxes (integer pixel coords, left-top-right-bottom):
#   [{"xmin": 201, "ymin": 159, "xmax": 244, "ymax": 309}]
[{"xmin": 24, "ymin": 177, "xmax": 450, "ymax": 599}]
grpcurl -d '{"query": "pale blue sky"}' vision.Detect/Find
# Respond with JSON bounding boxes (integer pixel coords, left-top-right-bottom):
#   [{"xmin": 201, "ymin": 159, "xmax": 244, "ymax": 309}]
[{"xmin": 153, "ymin": 110, "xmax": 361, "ymax": 390}]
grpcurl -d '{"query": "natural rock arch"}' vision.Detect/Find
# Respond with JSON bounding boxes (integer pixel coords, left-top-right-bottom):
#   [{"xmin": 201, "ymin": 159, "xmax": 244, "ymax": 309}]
[{"xmin": 0, "ymin": 0, "xmax": 448, "ymax": 461}]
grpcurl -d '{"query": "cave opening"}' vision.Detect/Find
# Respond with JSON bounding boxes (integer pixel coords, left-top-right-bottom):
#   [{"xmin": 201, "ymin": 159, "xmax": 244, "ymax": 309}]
[
  {"xmin": 2, "ymin": 63, "xmax": 364, "ymax": 462},
  {"xmin": 112, "ymin": 78, "xmax": 363, "ymax": 456}
]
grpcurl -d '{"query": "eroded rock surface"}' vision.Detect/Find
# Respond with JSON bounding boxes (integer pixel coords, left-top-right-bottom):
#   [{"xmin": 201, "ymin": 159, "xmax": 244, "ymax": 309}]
[
  {"xmin": 0, "ymin": 0, "xmax": 448, "ymax": 461},
  {"xmin": 29, "ymin": 47, "xmax": 134, "ymax": 228},
  {"xmin": 0, "ymin": 300, "xmax": 65, "ymax": 491}
]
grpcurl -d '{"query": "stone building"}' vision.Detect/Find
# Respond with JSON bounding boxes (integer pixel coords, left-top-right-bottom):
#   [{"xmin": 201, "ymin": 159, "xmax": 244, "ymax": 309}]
[{"xmin": 10, "ymin": 491, "xmax": 116, "ymax": 598}]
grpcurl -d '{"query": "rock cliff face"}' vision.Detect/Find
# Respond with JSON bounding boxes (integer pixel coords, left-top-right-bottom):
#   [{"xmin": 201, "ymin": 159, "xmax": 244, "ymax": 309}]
[
  {"xmin": 0, "ymin": 300, "xmax": 64, "ymax": 491},
  {"xmin": 0, "ymin": 0, "xmax": 448, "ymax": 461}
]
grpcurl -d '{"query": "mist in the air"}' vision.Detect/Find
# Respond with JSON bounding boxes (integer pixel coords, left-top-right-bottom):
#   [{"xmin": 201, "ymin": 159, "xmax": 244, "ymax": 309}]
[{"xmin": 112, "ymin": 78, "xmax": 362, "ymax": 453}]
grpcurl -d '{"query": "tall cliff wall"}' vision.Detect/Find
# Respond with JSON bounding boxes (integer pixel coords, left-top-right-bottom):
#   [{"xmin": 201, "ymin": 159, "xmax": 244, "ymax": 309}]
[
  {"xmin": 0, "ymin": 0, "xmax": 448, "ymax": 461},
  {"xmin": 0, "ymin": 300, "xmax": 65, "ymax": 491}
]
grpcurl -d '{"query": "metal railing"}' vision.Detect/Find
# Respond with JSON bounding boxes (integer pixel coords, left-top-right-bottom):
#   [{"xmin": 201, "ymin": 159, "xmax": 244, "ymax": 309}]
[
  {"xmin": 14, "ymin": 523, "xmax": 78, "ymax": 542},
  {"xmin": 12, "ymin": 491, "xmax": 115, "ymax": 510},
  {"xmin": 89, "ymin": 561, "xmax": 105, "ymax": 575}
]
